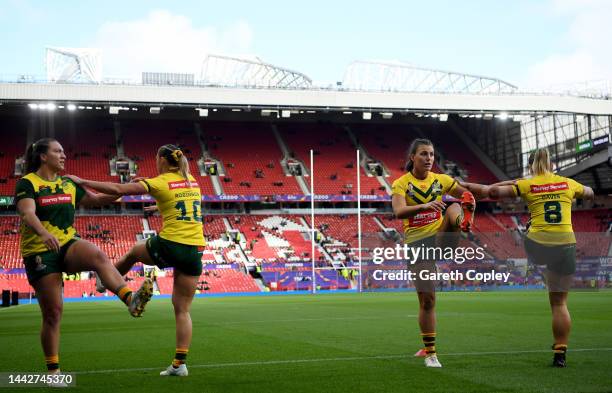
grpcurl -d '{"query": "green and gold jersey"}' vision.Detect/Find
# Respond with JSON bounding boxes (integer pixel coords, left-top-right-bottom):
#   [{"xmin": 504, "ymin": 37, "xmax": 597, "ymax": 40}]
[
  {"xmin": 515, "ymin": 173, "xmax": 584, "ymax": 245},
  {"xmin": 15, "ymin": 173, "xmax": 85, "ymax": 257},
  {"xmin": 139, "ymin": 172, "xmax": 205, "ymax": 246},
  {"xmin": 391, "ymin": 171, "xmax": 457, "ymax": 244}
]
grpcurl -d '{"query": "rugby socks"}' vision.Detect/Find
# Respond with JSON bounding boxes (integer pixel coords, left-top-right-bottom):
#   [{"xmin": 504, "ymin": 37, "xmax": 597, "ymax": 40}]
[
  {"xmin": 172, "ymin": 348, "xmax": 189, "ymax": 368},
  {"xmin": 552, "ymin": 343, "xmax": 567, "ymax": 367},
  {"xmin": 45, "ymin": 355, "xmax": 59, "ymax": 372},
  {"xmin": 421, "ymin": 332, "xmax": 436, "ymax": 356},
  {"xmin": 117, "ymin": 286, "xmax": 133, "ymax": 305},
  {"xmin": 553, "ymin": 344, "xmax": 567, "ymax": 354}
]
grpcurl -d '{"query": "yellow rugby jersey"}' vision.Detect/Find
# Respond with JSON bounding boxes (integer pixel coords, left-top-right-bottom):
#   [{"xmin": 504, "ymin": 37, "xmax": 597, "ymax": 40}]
[
  {"xmin": 15, "ymin": 173, "xmax": 85, "ymax": 257},
  {"xmin": 515, "ymin": 173, "xmax": 584, "ymax": 245},
  {"xmin": 139, "ymin": 172, "xmax": 205, "ymax": 246},
  {"xmin": 391, "ymin": 171, "xmax": 457, "ymax": 244}
]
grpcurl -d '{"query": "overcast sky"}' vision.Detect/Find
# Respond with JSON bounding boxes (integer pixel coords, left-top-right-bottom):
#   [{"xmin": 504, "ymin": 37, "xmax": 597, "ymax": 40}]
[{"xmin": 1, "ymin": 0, "xmax": 611, "ymax": 90}]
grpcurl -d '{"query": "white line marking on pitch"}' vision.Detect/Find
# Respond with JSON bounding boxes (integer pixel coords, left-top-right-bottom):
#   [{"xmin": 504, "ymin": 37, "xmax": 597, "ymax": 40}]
[{"xmin": 74, "ymin": 348, "xmax": 612, "ymax": 375}]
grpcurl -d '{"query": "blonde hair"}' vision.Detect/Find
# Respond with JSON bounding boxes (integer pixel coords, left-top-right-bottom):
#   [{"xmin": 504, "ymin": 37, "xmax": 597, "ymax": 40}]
[
  {"xmin": 158, "ymin": 144, "xmax": 192, "ymax": 187},
  {"xmin": 528, "ymin": 148, "xmax": 552, "ymax": 176}
]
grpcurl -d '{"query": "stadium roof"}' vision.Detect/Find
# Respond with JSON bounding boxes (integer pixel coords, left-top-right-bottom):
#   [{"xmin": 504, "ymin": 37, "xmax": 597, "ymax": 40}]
[
  {"xmin": 200, "ymin": 54, "xmax": 312, "ymax": 89},
  {"xmin": 2, "ymin": 48, "xmax": 612, "ymax": 115},
  {"xmin": 45, "ymin": 47, "xmax": 102, "ymax": 84},
  {"xmin": 1, "ymin": 82, "xmax": 612, "ymax": 116},
  {"xmin": 342, "ymin": 60, "xmax": 518, "ymax": 94}
]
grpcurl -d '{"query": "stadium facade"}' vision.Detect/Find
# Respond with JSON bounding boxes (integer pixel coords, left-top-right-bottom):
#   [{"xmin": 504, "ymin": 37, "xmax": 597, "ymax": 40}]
[{"xmin": 0, "ymin": 55, "xmax": 610, "ymax": 297}]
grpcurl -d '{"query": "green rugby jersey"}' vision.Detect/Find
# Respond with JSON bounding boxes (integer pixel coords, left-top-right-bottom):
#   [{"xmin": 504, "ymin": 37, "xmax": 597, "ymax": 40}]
[{"xmin": 15, "ymin": 173, "xmax": 85, "ymax": 257}]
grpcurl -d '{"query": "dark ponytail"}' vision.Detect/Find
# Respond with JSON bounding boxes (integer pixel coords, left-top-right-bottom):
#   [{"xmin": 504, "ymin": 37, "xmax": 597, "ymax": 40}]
[
  {"xmin": 404, "ymin": 138, "xmax": 433, "ymax": 172},
  {"xmin": 25, "ymin": 138, "xmax": 56, "ymax": 174}
]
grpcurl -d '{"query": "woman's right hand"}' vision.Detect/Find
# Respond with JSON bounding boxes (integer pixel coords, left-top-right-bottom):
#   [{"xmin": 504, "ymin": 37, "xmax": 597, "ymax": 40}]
[
  {"xmin": 422, "ymin": 200, "xmax": 446, "ymax": 212},
  {"xmin": 40, "ymin": 231, "xmax": 61, "ymax": 253}
]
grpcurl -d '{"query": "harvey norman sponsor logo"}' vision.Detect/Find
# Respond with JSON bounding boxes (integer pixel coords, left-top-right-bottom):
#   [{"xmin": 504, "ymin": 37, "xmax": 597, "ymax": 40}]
[
  {"xmin": 530, "ymin": 182, "xmax": 569, "ymax": 194},
  {"xmin": 38, "ymin": 194, "xmax": 72, "ymax": 206},
  {"xmin": 168, "ymin": 180, "xmax": 198, "ymax": 190},
  {"xmin": 408, "ymin": 210, "xmax": 441, "ymax": 227}
]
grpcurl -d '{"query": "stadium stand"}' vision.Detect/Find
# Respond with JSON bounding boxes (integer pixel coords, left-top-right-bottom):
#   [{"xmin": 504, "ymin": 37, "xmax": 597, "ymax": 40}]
[
  {"xmin": 0, "ymin": 118, "xmax": 26, "ymax": 195},
  {"xmin": 280, "ymin": 124, "xmax": 385, "ymax": 195},
  {"xmin": 74, "ymin": 215, "xmax": 144, "ymax": 261},
  {"xmin": 0, "ymin": 216, "xmax": 20, "ymax": 269},
  {"xmin": 156, "ymin": 269, "xmax": 260, "ymax": 295},
  {"xmin": 204, "ymin": 123, "xmax": 302, "ymax": 195},
  {"xmin": 54, "ymin": 118, "xmax": 117, "ymax": 182},
  {"xmin": 429, "ymin": 126, "xmax": 499, "ymax": 184},
  {"xmin": 355, "ymin": 125, "xmax": 428, "ymax": 180},
  {"xmin": 122, "ymin": 119, "xmax": 216, "ymax": 195}
]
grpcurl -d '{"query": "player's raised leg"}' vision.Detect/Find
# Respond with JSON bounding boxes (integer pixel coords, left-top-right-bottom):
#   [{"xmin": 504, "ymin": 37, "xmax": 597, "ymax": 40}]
[
  {"xmin": 436, "ymin": 203, "xmax": 463, "ymax": 249},
  {"xmin": 95, "ymin": 240, "xmax": 151, "ymax": 293},
  {"xmin": 64, "ymin": 239, "xmax": 152, "ymax": 317}
]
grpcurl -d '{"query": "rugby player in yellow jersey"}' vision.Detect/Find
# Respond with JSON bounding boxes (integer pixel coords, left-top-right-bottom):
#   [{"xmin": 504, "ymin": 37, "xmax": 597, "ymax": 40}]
[
  {"xmin": 461, "ymin": 148, "xmax": 594, "ymax": 367},
  {"xmin": 391, "ymin": 138, "xmax": 476, "ymax": 368},
  {"xmin": 15, "ymin": 138, "xmax": 153, "ymax": 380},
  {"xmin": 66, "ymin": 144, "xmax": 205, "ymax": 377}
]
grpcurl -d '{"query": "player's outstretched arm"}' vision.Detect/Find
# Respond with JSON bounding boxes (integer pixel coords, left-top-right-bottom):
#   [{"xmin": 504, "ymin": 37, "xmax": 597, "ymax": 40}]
[
  {"xmin": 488, "ymin": 184, "xmax": 518, "ymax": 200},
  {"xmin": 457, "ymin": 181, "xmax": 489, "ymax": 200},
  {"xmin": 459, "ymin": 179, "xmax": 519, "ymax": 200},
  {"xmin": 64, "ymin": 174, "xmax": 147, "ymax": 196},
  {"xmin": 490, "ymin": 179, "xmax": 520, "ymax": 187},
  {"xmin": 79, "ymin": 189, "xmax": 120, "ymax": 207}
]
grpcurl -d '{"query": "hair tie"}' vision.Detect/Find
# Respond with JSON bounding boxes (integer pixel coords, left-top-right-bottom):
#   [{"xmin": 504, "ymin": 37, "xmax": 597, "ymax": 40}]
[{"xmin": 171, "ymin": 149, "xmax": 183, "ymax": 163}]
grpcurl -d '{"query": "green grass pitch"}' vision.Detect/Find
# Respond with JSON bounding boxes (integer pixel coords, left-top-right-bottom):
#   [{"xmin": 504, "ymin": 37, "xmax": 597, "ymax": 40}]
[{"xmin": 1, "ymin": 291, "xmax": 611, "ymax": 392}]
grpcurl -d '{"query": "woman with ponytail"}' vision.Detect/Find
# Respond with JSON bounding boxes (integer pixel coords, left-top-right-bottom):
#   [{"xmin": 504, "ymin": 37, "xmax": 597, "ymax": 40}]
[
  {"xmin": 391, "ymin": 138, "xmax": 476, "ymax": 368},
  {"xmin": 15, "ymin": 138, "xmax": 153, "ymax": 379},
  {"xmin": 461, "ymin": 148, "xmax": 594, "ymax": 368},
  {"xmin": 65, "ymin": 144, "xmax": 204, "ymax": 377}
]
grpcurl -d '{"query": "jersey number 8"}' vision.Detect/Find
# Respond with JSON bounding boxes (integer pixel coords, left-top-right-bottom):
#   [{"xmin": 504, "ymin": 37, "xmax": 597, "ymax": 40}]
[{"xmin": 543, "ymin": 201, "xmax": 562, "ymax": 224}]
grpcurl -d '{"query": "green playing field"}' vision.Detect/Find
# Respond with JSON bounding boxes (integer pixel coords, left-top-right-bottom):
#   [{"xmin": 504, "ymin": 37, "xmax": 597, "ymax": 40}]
[{"xmin": 1, "ymin": 291, "xmax": 611, "ymax": 392}]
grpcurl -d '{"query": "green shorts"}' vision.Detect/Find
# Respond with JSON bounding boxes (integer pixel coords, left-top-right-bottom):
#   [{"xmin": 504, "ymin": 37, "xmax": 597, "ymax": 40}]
[
  {"xmin": 524, "ymin": 237, "xmax": 576, "ymax": 275},
  {"xmin": 23, "ymin": 238, "xmax": 79, "ymax": 285},
  {"xmin": 145, "ymin": 235, "xmax": 203, "ymax": 276}
]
